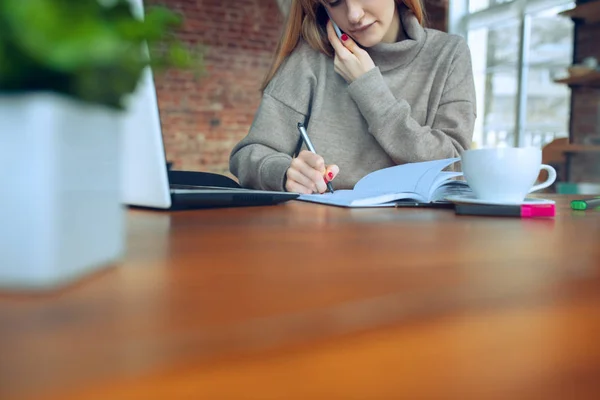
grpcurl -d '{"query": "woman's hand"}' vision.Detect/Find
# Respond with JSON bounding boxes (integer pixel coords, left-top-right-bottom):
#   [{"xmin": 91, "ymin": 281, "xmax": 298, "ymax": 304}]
[
  {"xmin": 285, "ymin": 150, "xmax": 339, "ymax": 194},
  {"xmin": 326, "ymin": 20, "xmax": 375, "ymax": 83}
]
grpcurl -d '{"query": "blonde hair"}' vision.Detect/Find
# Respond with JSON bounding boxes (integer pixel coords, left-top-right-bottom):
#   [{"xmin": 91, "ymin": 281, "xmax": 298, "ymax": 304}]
[{"xmin": 261, "ymin": 0, "xmax": 426, "ymax": 91}]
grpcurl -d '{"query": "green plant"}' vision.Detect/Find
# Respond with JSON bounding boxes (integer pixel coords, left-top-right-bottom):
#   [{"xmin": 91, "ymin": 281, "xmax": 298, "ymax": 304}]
[{"xmin": 0, "ymin": 0, "xmax": 203, "ymax": 110}]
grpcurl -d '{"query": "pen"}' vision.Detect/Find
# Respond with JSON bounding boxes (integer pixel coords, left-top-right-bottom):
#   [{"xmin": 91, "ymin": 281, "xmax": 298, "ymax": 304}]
[
  {"xmin": 571, "ymin": 197, "xmax": 600, "ymax": 210},
  {"xmin": 455, "ymin": 203, "xmax": 555, "ymax": 218},
  {"xmin": 297, "ymin": 122, "xmax": 335, "ymax": 194}
]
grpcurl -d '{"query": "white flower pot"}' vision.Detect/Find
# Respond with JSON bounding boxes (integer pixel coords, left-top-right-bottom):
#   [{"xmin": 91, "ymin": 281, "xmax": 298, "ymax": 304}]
[{"xmin": 0, "ymin": 93, "xmax": 125, "ymax": 290}]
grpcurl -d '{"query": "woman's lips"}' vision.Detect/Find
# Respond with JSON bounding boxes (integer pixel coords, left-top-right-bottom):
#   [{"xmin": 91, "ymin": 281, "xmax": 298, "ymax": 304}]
[{"xmin": 349, "ymin": 22, "xmax": 375, "ymax": 34}]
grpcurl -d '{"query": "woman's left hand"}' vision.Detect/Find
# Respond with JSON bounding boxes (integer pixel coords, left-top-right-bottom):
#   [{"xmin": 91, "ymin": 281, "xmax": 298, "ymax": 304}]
[{"xmin": 326, "ymin": 20, "xmax": 375, "ymax": 83}]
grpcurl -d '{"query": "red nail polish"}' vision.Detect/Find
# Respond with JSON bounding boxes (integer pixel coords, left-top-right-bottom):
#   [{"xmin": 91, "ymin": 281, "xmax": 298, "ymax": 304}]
[
  {"xmin": 341, "ymin": 34, "xmax": 348, "ymax": 41},
  {"xmin": 328, "ymin": 172, "xmax": 334, "ymax": 180},
  {"xmin": 324, "ymin": 177, "xmax": 329, "ymax": 184}
]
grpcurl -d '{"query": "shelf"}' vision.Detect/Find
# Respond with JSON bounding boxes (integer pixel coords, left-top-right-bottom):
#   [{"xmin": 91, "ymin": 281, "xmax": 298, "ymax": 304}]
[
  {"xmin": 561, "ymin": 144, "xmax": 600, "ymax": 153},
  {"xmin": 554, "ymin": 70, "xmax": 600, "ymax": 87},
  {"xmin": 559, "ymin": 1, "xmax": 600, "ymax": 24}
]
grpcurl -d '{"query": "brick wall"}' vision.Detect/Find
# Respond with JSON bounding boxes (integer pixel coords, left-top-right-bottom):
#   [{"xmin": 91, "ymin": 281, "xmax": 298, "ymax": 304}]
[
  {"xmin": 569, "ymin": 0, "xmax": 600, "ymax": 183},
  {"xmin": 151, "ymin": 0, "xmax": 448, "ymax": 177},
  {"xmin": 148, "ymin": 0, "xmax": 283, "ymax": 176}
]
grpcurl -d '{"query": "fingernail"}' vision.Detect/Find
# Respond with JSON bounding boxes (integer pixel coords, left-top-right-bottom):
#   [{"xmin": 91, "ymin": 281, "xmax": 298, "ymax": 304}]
[
  {"xmin": 341, "ymin": 34, "xmax": 348, "ymax": 41},
  {"xmin": 328, "ymin": 172, "xmax": 334, "ymax": 180},
  {"xmin": 324, "ymin": 177, "xmax": 329, "ymax": 184}
]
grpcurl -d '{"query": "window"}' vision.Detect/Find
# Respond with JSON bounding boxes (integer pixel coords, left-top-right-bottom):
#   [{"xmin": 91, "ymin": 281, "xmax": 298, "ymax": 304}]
[{"xmin": 449, "ymin": 0, "xmax": 575, "ymax": 149}]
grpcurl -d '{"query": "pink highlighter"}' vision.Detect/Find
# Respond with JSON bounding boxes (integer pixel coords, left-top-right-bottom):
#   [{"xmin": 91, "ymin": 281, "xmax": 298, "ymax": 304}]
[{"xmin": 455, "ymin": 203, "xmax": 556, "ymax": 218}]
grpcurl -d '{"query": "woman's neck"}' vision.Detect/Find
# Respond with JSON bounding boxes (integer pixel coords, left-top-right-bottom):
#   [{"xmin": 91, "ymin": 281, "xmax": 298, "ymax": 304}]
[{"xmin": 365, "ymin": 6, "xmax": 426, "ymax": 72}]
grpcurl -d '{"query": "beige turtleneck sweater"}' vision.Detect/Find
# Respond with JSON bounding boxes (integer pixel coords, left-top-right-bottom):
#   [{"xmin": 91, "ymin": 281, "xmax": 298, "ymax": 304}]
[{"xmin": 229, "ymin": 6, "xmax": 477, "ymax": 191}]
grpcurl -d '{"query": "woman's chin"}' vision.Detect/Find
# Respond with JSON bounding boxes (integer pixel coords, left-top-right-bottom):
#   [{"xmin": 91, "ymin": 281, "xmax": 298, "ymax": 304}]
[
  {"xmin": 351, "ymin": 33, "xmax": 383, "ymax": 48},
  {"xmin": 354, "ymin": 38, "xmax": 381, "ymax": 48}
]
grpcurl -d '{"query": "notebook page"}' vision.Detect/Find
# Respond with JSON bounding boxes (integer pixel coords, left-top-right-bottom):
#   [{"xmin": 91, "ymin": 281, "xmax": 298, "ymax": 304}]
[
  {"xmin": 297, "ymin": 191, "xmax": 427, "ymax": 207},
  {"xmin": 430, "ymin": 180, "xmax": 472, "ymax": 202},
  {"xmin": 297, "ymin": 190, "xmax": 409, "ymax": 207},
  {"xmin": 297, "ymin": 190, "xmax": 359, "ymax": 207},
  {"xmin": 427, "ymin": 171, "xmax": 463, "ymax": 199},
  {"xmin": 355, "ymin": 158, "xmax": 460, "ymax": 196}
]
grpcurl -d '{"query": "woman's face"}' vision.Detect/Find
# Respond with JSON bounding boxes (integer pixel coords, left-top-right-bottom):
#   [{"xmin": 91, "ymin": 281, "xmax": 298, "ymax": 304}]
[{"xmin": 323, "ymin": 0, "xmax": 399, "ymax": 47}]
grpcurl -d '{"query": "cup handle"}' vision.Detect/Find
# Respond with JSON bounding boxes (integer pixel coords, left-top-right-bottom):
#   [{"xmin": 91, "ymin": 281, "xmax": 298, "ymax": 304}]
[{"xmin": 529, "ymin": 164, "xmax": 557, "ymax": 193}]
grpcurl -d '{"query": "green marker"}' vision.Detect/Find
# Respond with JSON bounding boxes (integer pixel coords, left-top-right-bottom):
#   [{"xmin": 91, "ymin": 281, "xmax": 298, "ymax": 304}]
[{"xmin": 571, "ymin": 197, "xmax": 600, "ymax": 210}]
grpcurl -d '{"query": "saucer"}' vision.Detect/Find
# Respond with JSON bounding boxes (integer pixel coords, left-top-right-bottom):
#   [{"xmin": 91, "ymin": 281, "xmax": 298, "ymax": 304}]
[{"xmin": 445, "ymin": 194, "xmax": 555, "ymax": 206}]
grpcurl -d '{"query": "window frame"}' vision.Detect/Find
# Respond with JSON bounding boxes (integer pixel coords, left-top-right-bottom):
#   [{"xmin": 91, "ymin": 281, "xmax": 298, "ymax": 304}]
[{"xmin": 449, "ymin": 0, "xmax": 576, "ymax": 148}]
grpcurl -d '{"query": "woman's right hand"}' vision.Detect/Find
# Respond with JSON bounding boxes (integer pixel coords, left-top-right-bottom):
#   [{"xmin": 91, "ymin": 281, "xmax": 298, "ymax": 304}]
[{"xmin": 285, "ymin": 150, "xmax": 339, "ymax": 194}]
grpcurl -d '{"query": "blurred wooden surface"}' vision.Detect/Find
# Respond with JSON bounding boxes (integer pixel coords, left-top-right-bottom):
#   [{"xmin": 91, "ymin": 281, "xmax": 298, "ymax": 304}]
[{"xmin": 1, "ymin": 196, "xmax": 599, "ymax": 399}]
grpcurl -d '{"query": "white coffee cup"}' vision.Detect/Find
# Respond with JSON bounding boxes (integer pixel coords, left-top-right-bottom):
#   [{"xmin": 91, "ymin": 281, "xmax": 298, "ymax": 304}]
[{"xmin": 461, "ymin": 147, "xmax": 557, "ymax": 204}]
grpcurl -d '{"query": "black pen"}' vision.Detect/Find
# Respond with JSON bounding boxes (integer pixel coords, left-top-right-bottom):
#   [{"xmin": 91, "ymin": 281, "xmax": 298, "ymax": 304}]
[{"xmin": 297, "ymin": 122, "xmax": 335, "ymax": 194}]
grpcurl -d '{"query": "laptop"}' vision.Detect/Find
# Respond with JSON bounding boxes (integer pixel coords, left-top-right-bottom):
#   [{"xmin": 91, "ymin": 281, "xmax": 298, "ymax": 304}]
[{"xmin": 119, "ymin": 52, "xmax": 298, "ymax": 211}]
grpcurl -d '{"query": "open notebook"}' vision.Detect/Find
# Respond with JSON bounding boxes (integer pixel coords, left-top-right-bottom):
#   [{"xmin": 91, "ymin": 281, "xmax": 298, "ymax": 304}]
[{"xmin": 297, "ymin": 158, "xmax": 472, "ymax": 207}]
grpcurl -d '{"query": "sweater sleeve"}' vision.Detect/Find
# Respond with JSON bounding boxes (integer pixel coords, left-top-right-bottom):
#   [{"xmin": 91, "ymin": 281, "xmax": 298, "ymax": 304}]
[
  {"xmin": 229, "ymin": 42, "xmax": 318, "ymax": 191},
  {"xmin": 229, "ymin": 94, "xmax": 306, "ymax": 191},
  {"xmin": 346, "ymin": 38, "xmax": 476, "ymax": 164}
]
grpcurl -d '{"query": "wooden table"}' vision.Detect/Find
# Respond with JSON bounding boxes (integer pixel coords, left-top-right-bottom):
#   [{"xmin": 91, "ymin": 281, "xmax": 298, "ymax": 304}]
[{"xmin": 1, "ymin": 196, "xmax": 599, "ymax": 399}]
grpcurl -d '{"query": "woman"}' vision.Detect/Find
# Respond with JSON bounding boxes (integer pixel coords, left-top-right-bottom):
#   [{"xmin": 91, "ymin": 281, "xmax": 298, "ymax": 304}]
[{"xmin": 229, "ymin": 0, "xmax": 476, "ymax": 194}]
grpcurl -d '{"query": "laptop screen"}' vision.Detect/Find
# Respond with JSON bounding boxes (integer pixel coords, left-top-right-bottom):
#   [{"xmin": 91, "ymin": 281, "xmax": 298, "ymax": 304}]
[{"xmin": 119, "ymin": 0, "xmax": 172, "ymax": 209}]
